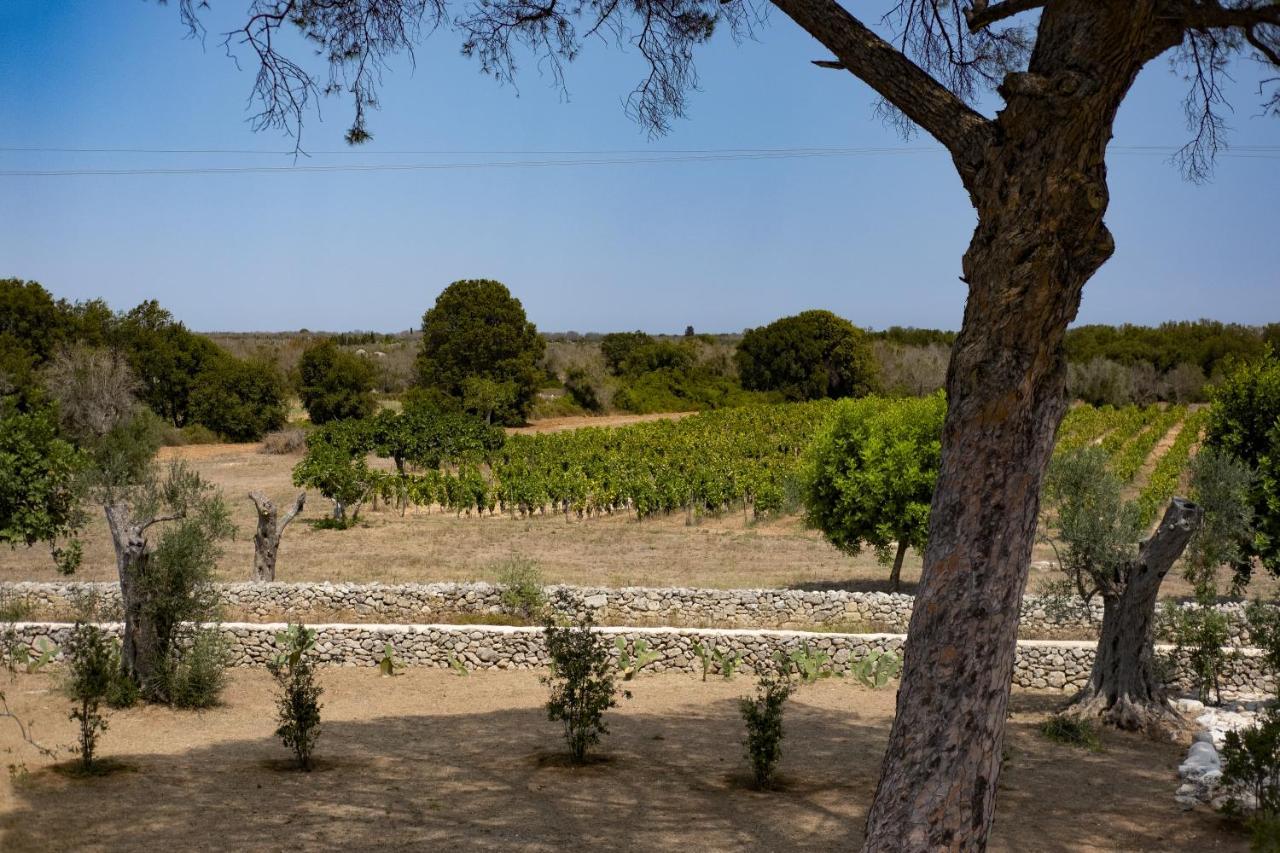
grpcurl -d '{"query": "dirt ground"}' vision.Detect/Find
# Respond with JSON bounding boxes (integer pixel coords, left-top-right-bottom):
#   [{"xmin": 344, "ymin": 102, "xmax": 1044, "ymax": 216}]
[
  {"xmin": 0, "ymin": 669, "xmax": 1246, "ymax": 852},
  {"xmin": 0, "ymin": 442, "xmax": 919, "ymax": 592},
  {"xmin": 507, "ymin": 411, "xmax": 695, "ymax": 434},
  {"xmin": 1, "ymin": 440, "xmax": 1252, "ymax": 601}
]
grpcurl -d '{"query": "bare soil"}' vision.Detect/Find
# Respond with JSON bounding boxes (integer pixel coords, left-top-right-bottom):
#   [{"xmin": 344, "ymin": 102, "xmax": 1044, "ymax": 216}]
[
  {"xmin": 0, "ymin": 669, "xmax": 1246, "ymax": 852},
  {"xmin": 1, "ymin": 441, "xmax": 1257, "ymax": 601},
  {"xmin": 507, "ymin": 411, "xmax": 694, "ymax": 434}
]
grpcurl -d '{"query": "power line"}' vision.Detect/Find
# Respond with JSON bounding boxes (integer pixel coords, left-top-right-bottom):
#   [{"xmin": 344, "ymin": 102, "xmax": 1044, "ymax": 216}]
[
  {"xmin": 3, "ymin": 143, "xmax": 1280, "ymax": 156},
  {"xmin": 0, "ymin": 149, "xmax": 937, "ymax": 177},
  {"xmin": 1, "ymin": 144, "xmax": 920, "ymax": 156},
  {"xmin": 0, "ymin": 145, "xmax": 1276, "ymax": 177}
]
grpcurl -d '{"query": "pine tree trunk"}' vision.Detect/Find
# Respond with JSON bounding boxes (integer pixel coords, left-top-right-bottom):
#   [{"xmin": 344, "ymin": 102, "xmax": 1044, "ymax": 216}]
[
  {"xmin": 1067, "ymin": 497, "xmax": 1203, "ymax": 730},
  {"xmin": 861, "ymin": 7, "xmax": 1183, "ymax": 847},
  {"xmin": 888, "ymin": 540, "xmax": 907, "ymax": 593}
]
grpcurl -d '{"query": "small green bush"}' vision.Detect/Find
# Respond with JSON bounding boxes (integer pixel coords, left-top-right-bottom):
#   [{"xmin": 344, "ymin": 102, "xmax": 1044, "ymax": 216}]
[
  {"xmin": 160, "ymin": 423, "xmax": 221, "ymax": 446},
  {"xmin": 1163, "ymin": 600, "xmax": 1234, "ymax": 705},
  {"xmin": 165, "ymin": 629, "xmax": 229, "ymax": 709},
  {"xmin": 497, "ymin": 557, "xmax": 547, "ymax": 621},
  {"xmin": 104, "ymin": 666, "xmax": 140, "ymax": 709},
  {"xmin": 190, "ymin": 356, "xmax": 288, "ymax": 441},
  {"xmin": 615, "ymin": 637, "xmax": 660, "ymax": 680},
  {"xmin": 64, "ymin": 622, "xmax": 115, "ymax": 771},
  {"xmin": 378, "ymin": 642, "xmax": 400, "ymax": 677},
  {"xmin": 787, "ymin": 642, "xmax": 834, "ymax": 683},
  {"xmin": 1, "ymin": 592, "xmax": 33, "ymax": 674},
  {"xmin": 849, "ymin": 650, "xmax": 901, "ymax": 690},
  {"xmin": 297, "ymin": 339, "xmax": 377, "ymax": 425},
  {"xmin": 268, "ymin": 624, "xmax": 323, "ymax": 771},
  {"xmin": 1245, "ymin": 815, "xmax": 1280, "ymax": 853},
  {"xmin": 1221, "ymin": 710, "xmax": 1280, "ymax": 820},
  {"xmin": 1039, "ymin": 714, "xmax": 1102, "ymax": 751},
  {"xmin": 543, "ymin": 592, "xmax": 622, "ymax": 763},
  {"xmin": 740, "ymin": 656, "xmax": 793, "ymax": 789}
]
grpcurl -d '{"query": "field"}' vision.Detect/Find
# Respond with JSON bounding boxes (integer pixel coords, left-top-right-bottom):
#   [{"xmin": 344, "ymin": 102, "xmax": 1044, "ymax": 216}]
[
  {"xmin": 0, "ymin": 401, "xmax": 1255, "ymax": 601},
  {"xmin": 0, "ymin": 669, "xmax": 1247, "ymax": 852}
]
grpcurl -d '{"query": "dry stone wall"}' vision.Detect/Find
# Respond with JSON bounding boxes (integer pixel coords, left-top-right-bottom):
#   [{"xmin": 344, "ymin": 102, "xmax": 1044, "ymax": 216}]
[
  {"xmin": 6, "ymin": 621, "xmax": 1274, "ymax": 696},
  {"xmin": 2, "ymin": 580, "xmax": 1260, "ymax": 642}
]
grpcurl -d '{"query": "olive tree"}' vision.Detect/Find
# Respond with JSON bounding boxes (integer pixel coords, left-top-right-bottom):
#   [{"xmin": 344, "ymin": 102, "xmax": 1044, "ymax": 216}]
[
  {"xmin": 804, "ymin": 394, "xmax": 945, "ymax": 591},
  {"xmin": 87, "ymin": 413, "xmax": 233, "ymax": 700},
  {"xmin": 172, "ymin": 0, "xmax": 1280, "ymax": 844},
  {"xmin": 1043, "ymin": 446, "xmax": 1205, "ymax": 729},
  {"xmin": 247, "ymin": 491, "xmax": 307, "ymax": 581}
]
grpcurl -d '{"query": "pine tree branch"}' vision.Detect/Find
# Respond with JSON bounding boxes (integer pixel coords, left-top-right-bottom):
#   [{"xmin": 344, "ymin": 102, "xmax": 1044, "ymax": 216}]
[{"xmin": 774, "ymin": 0, "xmax": 994, "ymax": 167}]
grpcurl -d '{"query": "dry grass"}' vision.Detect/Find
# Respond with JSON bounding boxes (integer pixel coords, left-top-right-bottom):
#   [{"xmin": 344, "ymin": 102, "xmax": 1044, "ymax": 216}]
[
  {"xmin": 0, "ymin": 440, "xmax": 1261, "ymax": 600},
  {"xmin": 0, "ymin": 669, "xmax": 1248, "ymax": 852}
]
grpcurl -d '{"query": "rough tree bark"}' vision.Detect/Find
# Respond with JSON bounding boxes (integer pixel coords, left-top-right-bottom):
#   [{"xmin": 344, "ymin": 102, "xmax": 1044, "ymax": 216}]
[
  {"xmin": 1067, "ymin": 497, "xmax": 1204, "ymax": 730},
  {"xmin": 766, "ymin": 2, "xmax": 1184, "ymax": 847},
  {"xmin": 248, "ymin": 491, "xmax": 306, "ymax": 582},
  {"xmin": 103, "ymin": 503, "xmax": 180, "ymax": 690}
]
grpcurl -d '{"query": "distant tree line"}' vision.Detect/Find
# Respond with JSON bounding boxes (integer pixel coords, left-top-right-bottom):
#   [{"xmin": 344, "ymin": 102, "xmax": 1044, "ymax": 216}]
[{"xmin": 0, "ymin": 279, "xmax": 287, "ymax": 442}]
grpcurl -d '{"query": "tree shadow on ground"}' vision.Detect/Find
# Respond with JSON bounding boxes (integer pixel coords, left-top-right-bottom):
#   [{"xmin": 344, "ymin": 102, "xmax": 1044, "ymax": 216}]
[{"xmin": 1, "ymin": 692, "xmax": 1245, "ymax": 852}]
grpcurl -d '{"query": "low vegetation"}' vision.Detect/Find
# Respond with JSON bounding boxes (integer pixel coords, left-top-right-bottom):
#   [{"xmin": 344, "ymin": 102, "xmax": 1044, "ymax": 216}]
[
  {"xmin": 543, "ymin": 592, "xmax": 624, "ymax": 763},
  {"xmin": 1039, "ymin": 715, "xmax": 1102, "ymax": 752},
  {"xmin": 496, "ymin": 557, "xmax": 547, "ymax": 621},
  {"xmin": 739, "ymin": 655, "xmax": 793, "ymax": 788},
  {"xmin": 63, "ymin": 621, "xmax": 115, "ymax": 772},
  {"xmin": 268, "ymin": 624, "xmax": 324, "ymax": 771}
]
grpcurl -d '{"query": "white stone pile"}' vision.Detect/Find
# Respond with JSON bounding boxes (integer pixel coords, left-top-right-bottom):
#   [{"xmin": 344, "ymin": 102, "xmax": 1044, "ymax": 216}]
[{"xmin": 1173, "ymin": 696, "xmax": 1268, "ymax": 811}]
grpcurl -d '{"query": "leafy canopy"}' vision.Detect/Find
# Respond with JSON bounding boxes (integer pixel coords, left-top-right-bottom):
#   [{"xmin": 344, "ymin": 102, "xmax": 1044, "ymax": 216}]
[
  {"xmin": 416, "ymin": 279, "xmax": 545, "ymax": 426},
  {"xmin": 297, "ymin": 338, "xmax": 377, "ymax": 425},
  {"xmin": 803, "ymin": 393, "xmax": 945, "ymax": 563},
  {"xmin": 1041, "ymin": 446, "xmax": 1143, "ymax": 603},
  {"xmin": 737, "ymin": 310, "xmax": 878, "ymax": 402},
  {"xmin": 0, "ymin": 400, "xmax": 87, "ymax": 574},
  {"xmin": 1205, "ymin": 352, "xmax": 1280, "ymax": 576},
  {"xmin": 190, "ymin": 356, "xmax": 288, "ymax": 441}
]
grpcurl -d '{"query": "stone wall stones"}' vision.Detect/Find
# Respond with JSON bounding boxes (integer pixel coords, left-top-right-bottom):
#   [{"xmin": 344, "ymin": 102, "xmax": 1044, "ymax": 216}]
[
  {"xmin": 2, "ymin": 580, "xmax": 1261, "ymax": 643},
  {"xmin": 7, "ymin": 621, "xmax": 1274, "ymax": 696}
]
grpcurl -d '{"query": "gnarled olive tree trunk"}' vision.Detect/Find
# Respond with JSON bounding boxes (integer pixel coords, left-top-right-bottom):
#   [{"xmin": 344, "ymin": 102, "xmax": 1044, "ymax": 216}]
[
  {"xmin": 103, "ymin": 503, "xmax": 169, "ymax": 691},
  {"xmin": 1067, "ymin": 497, "xmax": 1204, "ymax": 729},
  {"xmin": 248, "ymin": 491, "xmax": 306, "ymax": 582}
]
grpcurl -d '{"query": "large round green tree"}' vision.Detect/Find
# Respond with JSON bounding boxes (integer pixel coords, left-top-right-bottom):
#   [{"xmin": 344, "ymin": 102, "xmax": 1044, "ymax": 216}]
[
  {"xmin": 297, "ymin": 339, "xmax": 377, "ymax": 425},
  {"xmin": 803, "ymin": 394, "xmax": 945, "ymax": 591},
  {"xmin": 735, "ymin": 310, "xmax": 878, "ymax": 401},
  {"xmin": 415, "ymin": 280, "xmax": 545, "ymax": 425},
  {"xmin": 190, "ymin": 356, "xmax": 288, "ymax": 441}
]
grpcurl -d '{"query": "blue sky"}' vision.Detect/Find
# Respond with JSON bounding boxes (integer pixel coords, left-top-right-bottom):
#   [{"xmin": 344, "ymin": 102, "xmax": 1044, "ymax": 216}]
[{"xmin": 0, "ymin": 1, "xmax": 1276, "ymax": 334}]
